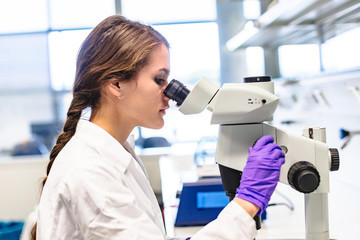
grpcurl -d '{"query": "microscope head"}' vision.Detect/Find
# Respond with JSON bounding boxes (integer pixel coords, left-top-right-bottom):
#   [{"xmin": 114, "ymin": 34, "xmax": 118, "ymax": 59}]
[{"xmin": 164, "ymin": 76, "xmax": 279, "ymax": 124}]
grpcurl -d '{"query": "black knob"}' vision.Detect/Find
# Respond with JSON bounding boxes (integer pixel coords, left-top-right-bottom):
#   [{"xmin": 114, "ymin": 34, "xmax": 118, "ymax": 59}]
[
  {"xmin": 288, "ymin": 161, "xmax": 320, "ymax": 193},
  {"xmin": 244, "ymin": 76, "xmax": 271, "ymax": 83},
  {"xmin": 329, "ymin": 148, "xmax": 340, "ymax": 171}
]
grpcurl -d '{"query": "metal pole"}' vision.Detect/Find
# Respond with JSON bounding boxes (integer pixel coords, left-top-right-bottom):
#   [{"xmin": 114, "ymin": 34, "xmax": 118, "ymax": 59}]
[{"xmin": 302, "ymin": 127, "xmax": 330, "ymax": 240}]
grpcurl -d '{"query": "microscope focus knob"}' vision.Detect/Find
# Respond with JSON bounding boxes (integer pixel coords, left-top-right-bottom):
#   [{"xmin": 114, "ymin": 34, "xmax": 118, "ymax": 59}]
[
  {"xmin": 329, "ymin": 148, "xmax": 340, "ymax": 171},
  {"xmin": 288, "ymin": 161, "xmax": 320, "ymax": 193}
]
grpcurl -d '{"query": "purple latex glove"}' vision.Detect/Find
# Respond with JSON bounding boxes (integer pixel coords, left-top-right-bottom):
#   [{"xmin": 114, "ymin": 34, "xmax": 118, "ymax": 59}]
[{"xmin": 235, "ymin": 135, "xmax": 285, "ymax": 215}]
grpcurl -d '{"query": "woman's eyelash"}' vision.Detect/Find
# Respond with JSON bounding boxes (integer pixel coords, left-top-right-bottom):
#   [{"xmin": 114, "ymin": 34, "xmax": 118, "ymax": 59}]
[{"xmin": 155, "ymin": 78, "xmax": 165, "ymax": 85}]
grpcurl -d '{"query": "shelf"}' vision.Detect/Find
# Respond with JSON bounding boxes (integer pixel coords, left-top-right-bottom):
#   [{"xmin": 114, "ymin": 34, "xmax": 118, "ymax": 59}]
[{"xmin": 226, "ymin": 0, "xmax": 360, "ymax": 51}]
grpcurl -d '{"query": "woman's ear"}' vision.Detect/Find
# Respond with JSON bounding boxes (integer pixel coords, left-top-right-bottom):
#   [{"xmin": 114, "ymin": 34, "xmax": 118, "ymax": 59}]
[
  {"xmin": 106, "ymin": 81, "xmax": 121, "ymax": 96},
  {"xmin": 106, "ymin": 81, "xmax": 125, "ymax": 100}
]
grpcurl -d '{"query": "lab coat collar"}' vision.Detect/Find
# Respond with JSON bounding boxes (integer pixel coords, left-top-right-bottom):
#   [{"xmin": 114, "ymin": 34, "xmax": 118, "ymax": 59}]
[
  {"xmin": 75, "ymin": 119, "xmax": 134, "ymax": 174},
  {"xmin": 123, "ymin": 137, "xmax": 149, "ymax": 180}
]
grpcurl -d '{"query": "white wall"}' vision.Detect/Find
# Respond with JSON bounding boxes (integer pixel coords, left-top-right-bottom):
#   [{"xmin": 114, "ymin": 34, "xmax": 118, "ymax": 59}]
[{"xmin": 0, "ymin": 156, "xmax": 48, "ymax": 221}]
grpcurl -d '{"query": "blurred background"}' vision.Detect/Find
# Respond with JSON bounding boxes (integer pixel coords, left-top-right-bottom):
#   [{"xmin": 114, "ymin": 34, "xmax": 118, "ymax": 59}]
[
  {"xmin": 0, "ymin": 0, "xmax": 360, "ymax": 239},
  {"xmin": 0, "ymin": 0, "xmax": 359, "ymax": 154}
]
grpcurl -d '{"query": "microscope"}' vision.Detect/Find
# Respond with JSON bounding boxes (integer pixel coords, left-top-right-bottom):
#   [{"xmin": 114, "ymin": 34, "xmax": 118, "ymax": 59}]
[{"xmin": 164, "ymin": 76, "xmax": 340, "ymax": 240}]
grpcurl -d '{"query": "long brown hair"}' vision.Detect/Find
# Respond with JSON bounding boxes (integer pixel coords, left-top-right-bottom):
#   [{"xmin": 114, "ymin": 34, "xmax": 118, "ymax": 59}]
[{"xmin": 31, "ymin": 15, "xmax": 169, "ymax": 239}]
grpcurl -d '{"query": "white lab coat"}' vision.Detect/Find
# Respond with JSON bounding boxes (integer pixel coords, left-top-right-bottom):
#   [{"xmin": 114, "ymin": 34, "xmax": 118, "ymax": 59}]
[{"xmin": 37, "ymin": 119, "xmax": 257, "ymax": 240}]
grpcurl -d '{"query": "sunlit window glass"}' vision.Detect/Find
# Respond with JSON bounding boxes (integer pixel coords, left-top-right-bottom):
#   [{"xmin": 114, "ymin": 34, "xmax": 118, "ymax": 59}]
[
  {"xmin": 121, "ymin": 0, "xmax": 217, "ymax": 24},
  {"xmin": 278, "ymin": 44, "xmax": 320, "ymax": 77},
  {"xmin": 246, "ymin": 46, "xmax": 264, "ymax": 76},
  {"xmin": 154, "ymin": 22, "xmax": 220, "ymax": 85},
  {"xmin": 0, "ymin": 0, "xmax": 48, "ymax": 33},
  {"xmin": 0, "ymin": 33, "xmax": 49, "ymax": 90},
  {"xmin": 243, "ymin": 0, "xmax": 261, "ymax": 20},
  {"xmin": 322, "ymin": 27, "xmax": 360, "ymax": 72},
  {"xmin": 48, "ymin": 30, "xmax": 91, "ymax": 91},
  {"xmin": 49, "ymin": 0, "xmax": 115, "ymax": 29}
]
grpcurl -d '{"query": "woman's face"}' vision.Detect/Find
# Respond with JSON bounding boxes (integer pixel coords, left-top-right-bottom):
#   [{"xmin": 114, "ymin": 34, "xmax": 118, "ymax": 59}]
[{"xmin": 120, "ymin": 43, "xmax": 170, "ymax": 129}]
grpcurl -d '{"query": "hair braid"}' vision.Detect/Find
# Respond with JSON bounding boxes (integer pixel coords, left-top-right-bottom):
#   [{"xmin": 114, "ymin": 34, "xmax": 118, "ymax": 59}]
[{"xmin": 46, "ymin": 94, "xmax": 90, "ymax": 180}]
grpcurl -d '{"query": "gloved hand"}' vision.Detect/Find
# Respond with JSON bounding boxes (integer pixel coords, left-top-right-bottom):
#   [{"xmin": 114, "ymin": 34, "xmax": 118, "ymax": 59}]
[{"xmin": 235, "ymin": 135, "xmax": 285, "ymax": 215}]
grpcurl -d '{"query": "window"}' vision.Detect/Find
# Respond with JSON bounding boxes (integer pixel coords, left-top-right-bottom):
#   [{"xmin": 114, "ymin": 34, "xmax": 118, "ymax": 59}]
[
  {"xmin": 154, "ymin": 22, "xmax": 220, "ymax": 85},
  {"xmin": 246, "ymin": 47, "xmax": 264, "ymax": 77},
  {"xmin": 121, "ymin": 0, "xmax": 217, "ymax": 24},
  {"xmin": 48, "ymin": 30, "xmax": 91, "ymax": 91},
  {"xmin": 322, "ymin": 27, "xmax": 360, "ymax": 73},
  {"xmin": 278, "ymin": 44, "xmax": 321, "ymax": 77},
  {"xmin": 0, "ymin": 0, "xmax": 48, "ymax": 34},
  {"xmin": 0, "ymin": 33, "xmax": 49, "ymax": 90},
  {"xmin": 278, "ymin": 28, "xmax": 360, "ymax": 78},
  {"xmin": 49, "ymin": 0, "xmax": 115, "ymax": 29},
  {"xmin": 243, "ymin": 0, "xmax": 261, "ymax": 20}
]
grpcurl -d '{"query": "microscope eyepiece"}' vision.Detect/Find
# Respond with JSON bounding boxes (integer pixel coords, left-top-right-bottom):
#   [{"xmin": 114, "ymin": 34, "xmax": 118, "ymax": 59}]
[{"xmin": 164, "ymin": 79, "xmax": 190, "ymax": 106}]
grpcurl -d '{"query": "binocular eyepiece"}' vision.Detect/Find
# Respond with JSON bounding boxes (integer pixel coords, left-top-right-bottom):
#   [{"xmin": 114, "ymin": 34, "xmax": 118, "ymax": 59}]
[{"xmin": 164, "ymin": 79, "xmax": 190, "ymax": 107}]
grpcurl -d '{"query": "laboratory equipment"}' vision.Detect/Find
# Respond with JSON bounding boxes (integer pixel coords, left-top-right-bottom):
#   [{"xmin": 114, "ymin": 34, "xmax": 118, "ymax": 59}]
[
  {"xmin": 164, "ymin": 76, "xmax": 340, "ymax": 240},
  {"xmin": 194, "ymin": 136, "xmax": 220, "ymax": 178},
  {"xmin": 175, "ymin": 177, "xmax": 228, "ymax": 226},
  {"xmin": 0, "ymin": 221, "xmax": 24, "ymax": 240},
  {"xmin": 339, "ymin": 128, "xmax": 360, "ymax": 149}
]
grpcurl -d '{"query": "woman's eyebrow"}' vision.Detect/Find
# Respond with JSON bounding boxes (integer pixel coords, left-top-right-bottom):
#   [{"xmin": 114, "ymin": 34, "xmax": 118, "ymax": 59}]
[{"xmin": 158, "ymin": 68, "xmax": 170, "ymax": 75}]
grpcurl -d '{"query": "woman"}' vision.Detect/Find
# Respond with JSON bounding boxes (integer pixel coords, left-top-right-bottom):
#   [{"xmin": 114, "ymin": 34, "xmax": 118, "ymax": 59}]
[{"xmin": 33, "ymin": 15, "xmax": 285, "ymax": 239}]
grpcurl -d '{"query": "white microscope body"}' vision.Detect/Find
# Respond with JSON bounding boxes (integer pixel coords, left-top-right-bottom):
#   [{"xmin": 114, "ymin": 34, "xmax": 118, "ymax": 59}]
[{"xmin": 164, "ymin": 77, "xmax": 339, "ymax": 240}]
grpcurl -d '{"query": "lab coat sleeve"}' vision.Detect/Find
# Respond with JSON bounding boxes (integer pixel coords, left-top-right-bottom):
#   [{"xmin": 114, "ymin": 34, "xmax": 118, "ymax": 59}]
[
  {"xmin": 62, "ymin": 162, "xmax": 166, "ymax": 240},
  {"xmin": 190, "ymin": 201, "xmax": 257, "ymax": 240}
]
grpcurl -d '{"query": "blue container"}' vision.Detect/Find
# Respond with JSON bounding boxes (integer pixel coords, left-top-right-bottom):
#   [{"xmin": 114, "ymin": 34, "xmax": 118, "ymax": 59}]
[{"xmin": 0, "ymin": 222, "xmax": 24, "ymax": 240}]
